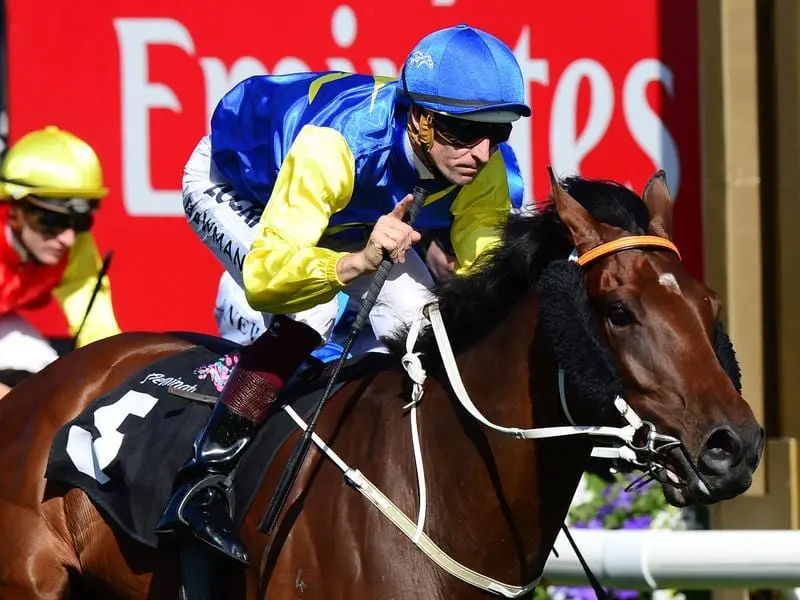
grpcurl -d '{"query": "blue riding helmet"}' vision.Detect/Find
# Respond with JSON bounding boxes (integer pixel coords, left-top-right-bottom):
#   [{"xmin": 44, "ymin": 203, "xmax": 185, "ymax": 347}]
[{"xmin": 401, "ymin": 24, "xmax": 531, "ymax": 123}]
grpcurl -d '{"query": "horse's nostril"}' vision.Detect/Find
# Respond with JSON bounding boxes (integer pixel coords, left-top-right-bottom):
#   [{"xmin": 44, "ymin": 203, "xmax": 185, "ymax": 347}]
[
  {"xmin": 700, "ymin": 427, "xmax": 743, "ymax": 471},
  {"xmin": 708, "ymin": 428, "xmax": 737, "ymax": 456}
]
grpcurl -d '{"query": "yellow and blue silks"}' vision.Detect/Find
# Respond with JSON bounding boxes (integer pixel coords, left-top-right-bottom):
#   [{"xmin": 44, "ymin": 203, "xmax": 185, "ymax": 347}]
[{"xmin": 209, "ymin": 72, "xmax": 524, "ymax": 316}]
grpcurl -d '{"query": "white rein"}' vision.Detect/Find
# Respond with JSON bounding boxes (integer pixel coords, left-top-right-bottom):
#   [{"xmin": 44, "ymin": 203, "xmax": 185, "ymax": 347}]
[{"xmin": 281, "ymin": 299, "xmax": 680, "ymax": 598}]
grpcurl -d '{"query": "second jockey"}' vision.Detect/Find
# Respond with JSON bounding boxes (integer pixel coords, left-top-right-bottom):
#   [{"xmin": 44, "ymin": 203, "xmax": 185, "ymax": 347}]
[
  {"xmin": 0, "ymin": 126, "xmax": 120, "ymax": 382},
  {"xmin": 157, "ymin": 24, "xmax": 531, "ymax": 564}
]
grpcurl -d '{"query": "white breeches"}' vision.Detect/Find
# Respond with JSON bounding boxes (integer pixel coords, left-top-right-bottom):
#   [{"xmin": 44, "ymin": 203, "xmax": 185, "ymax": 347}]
[
  {"xmin": 184, "ymin": 136, "xmax": 435, "ymax": 350},
  {"xmin": 0, "ymin": 313, "xmax": 59, "ymax": 373}
]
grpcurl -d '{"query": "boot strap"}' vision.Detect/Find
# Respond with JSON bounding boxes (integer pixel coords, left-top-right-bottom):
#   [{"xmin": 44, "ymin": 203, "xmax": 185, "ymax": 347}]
[{"xmin": 176, "ymin": 474, "xmax": 236, "ymax": 526}]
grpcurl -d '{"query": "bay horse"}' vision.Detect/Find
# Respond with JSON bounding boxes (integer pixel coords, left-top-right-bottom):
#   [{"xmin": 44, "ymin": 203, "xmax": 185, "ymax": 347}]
[{"xmin": 0, "ymin": 171, "xmax": 763, "ymax": 599}]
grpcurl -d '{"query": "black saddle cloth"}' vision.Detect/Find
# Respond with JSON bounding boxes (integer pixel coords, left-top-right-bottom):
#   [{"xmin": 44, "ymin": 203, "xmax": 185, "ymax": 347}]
[{"xmin": 45, "ymin": 333, "xmax": 382, "ymax": 548}]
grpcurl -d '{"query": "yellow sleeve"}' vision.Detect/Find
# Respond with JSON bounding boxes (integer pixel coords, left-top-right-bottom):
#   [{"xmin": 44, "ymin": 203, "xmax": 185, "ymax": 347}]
[
  {"xmin": 449, "ymin": 150, "xmax": 512, "ymax": 274},
  {"xmin": 243, "ymin": 125, "xmax": 356, "ymax": 314},
  {"xmin": 53, "ymin": 233, "xmax": 121, "ymax": 347}
]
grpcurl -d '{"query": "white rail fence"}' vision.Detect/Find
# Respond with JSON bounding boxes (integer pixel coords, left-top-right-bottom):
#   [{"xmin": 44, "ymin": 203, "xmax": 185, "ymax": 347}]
[{"xmin": 543, "ymin": 529, "xmax": 800, "ymax": 590}]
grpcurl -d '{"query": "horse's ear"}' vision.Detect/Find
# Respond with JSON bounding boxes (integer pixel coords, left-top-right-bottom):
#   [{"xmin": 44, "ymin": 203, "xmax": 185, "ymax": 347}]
[
  {"xmin": 642, "ymin": 170, "xmax": 673, "ymax": 240},
  {"xmin": 547, "ymin": 166, "xmax": 602, "ymax": 253}
]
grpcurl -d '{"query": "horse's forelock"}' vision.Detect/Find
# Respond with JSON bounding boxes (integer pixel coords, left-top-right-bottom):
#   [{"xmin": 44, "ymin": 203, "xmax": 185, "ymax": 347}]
[{"xmin": 560, "ymin": 176, "xmax": 650, "ymax": 234}]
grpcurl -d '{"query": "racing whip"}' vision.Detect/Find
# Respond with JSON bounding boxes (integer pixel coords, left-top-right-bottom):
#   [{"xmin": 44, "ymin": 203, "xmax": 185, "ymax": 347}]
[{"xmin": 259, "ymin": 184, "xmax": 430, "ymax": 534}]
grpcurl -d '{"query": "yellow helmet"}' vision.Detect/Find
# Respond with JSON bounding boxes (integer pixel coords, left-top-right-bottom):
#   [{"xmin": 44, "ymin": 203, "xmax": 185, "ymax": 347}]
[{"xmin": 0, "ymin": 126, "xmax": 108, "ymax": 201}]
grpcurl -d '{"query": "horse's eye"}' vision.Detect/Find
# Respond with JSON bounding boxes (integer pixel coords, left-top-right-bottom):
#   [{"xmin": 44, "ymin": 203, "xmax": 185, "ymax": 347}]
[{"xmin": 607, "ymin": 302, "xmax": 635, "ymax": 327}]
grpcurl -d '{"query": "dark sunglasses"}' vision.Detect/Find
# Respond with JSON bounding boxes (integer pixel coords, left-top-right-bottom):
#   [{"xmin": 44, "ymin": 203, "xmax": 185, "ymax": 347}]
[
  {"xmin": 22, "ymin": 204, "xmax": 94, "ymax": 237},
  {"xmin": 432, "ymin": 113, "xmax": 513, "ymax": 148}
]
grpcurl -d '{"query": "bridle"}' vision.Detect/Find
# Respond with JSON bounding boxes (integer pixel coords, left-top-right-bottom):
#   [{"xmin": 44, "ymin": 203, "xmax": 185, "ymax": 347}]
[
  {"xmin": 561, "ymin": 235, "xmax": 709, "ymax": 492},
  {"xmin": 277, "ymin": 234, "xmax": 710, "ymax": 598},
  {"xmin": 573, "ymin": 234, "xmax": 680, "ymax": 267}
]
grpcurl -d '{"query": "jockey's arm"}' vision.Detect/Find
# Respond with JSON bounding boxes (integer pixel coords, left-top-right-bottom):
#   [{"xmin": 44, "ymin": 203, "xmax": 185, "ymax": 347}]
[
  {"xmin": 52, "ymin": 233, "xmax": 121, "ymax": 347},
  {"xmin": 242, "ymin": 125, "xmax": 356, "ymax": 315},
  {"xmin": 449, "ymin": 149, "xmax": 515, "ymax": 274}
]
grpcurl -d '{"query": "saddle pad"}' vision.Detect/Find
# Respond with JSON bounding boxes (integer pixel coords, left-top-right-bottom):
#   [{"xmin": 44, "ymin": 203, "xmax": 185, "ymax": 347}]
[{"xmin": 45, "ymin": 341, "xmax": 380, "ymax": 548}]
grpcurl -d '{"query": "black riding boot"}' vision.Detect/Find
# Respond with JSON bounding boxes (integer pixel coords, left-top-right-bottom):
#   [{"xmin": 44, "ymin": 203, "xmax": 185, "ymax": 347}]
[{"xmin": 155, "ymin": 316, "xmax": 321, "ymax": 565}]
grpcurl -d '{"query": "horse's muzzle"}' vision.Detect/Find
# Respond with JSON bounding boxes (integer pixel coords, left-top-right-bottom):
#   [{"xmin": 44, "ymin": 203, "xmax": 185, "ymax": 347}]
[{"xmin": 694, "ymin": 422, "xmax": 765, "ymax": 502}]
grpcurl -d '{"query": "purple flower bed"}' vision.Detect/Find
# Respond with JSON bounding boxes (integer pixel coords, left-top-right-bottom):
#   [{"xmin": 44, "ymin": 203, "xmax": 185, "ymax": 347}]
[{"xmin": 537, "ymin": 471, "xmax": 680, "ymax": 600}]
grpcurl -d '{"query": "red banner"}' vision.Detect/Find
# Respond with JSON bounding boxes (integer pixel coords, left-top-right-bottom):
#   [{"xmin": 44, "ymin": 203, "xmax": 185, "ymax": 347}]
[{"xmin": 6, "ymin": 0, "xmax": 700, "ymax": 337}]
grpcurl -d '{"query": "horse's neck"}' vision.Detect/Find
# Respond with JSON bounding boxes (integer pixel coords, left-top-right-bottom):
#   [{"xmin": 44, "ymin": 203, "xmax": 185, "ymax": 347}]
[{"xmin": 419, "ymin": 294, "xmax": 592, "ymax": 589}]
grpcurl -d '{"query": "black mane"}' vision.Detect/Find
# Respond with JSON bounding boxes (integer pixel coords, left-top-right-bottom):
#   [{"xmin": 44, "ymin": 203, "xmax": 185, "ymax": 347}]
[{"xmin": 386, "ymin": 176, "xmax": 650, "ymax": 357}]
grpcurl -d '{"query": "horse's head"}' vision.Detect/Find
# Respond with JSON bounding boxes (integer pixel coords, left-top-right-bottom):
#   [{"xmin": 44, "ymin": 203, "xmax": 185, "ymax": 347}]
[{"xmin": 544, "ymin": 169, "xmax": 763, "ymax": 507}]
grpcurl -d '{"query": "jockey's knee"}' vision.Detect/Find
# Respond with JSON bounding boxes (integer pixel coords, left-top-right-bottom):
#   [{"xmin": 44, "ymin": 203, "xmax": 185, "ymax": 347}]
[
  {"xmin": 368, "ymin": 286, "xmax": 433, "ymax": 341},
  {"xmin": 369, "ymin": 305, "xmax": 423, "ymax": 341}
]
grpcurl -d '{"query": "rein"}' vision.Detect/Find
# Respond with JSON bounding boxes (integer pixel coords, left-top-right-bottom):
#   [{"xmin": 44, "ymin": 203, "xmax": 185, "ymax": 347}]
[{"xmin": 277, "ymin": 235, "xmax": 701, "ymax": 598}]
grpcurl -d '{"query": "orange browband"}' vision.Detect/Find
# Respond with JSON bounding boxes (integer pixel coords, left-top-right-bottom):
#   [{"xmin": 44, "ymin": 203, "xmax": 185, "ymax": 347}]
[{"xmin": 576, "ymin": 235, "xmax": 681, "ymax": 268}]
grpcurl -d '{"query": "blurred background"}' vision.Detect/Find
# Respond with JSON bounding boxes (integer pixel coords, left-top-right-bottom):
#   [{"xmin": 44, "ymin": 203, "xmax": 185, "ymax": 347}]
[{"xmin": 1, "ymin": 1, "xmax": 798, "ymax": 599}]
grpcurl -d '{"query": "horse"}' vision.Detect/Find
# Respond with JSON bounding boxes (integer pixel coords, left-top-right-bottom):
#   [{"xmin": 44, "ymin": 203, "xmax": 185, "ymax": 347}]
[{"xmin": 0, "ymin": 171, "xmax": 763, "ymax": 599}]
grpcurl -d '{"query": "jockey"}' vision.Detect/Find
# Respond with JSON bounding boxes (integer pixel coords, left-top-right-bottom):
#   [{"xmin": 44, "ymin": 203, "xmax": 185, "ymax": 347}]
[
  {"xmin": 157, "ymin": 24, "xmax": 531, "ymax": 564},
  {"xmin": 0, "ymin": 126, "xmax": 120, "ymax": 379}
]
